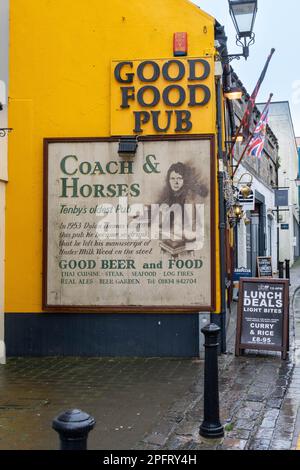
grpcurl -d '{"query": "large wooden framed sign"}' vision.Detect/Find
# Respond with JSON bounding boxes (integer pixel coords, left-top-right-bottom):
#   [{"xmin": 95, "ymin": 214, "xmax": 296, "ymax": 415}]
[
  {"xmin": 43, "ymin": 135, "xmax": 216, "ymax": 312},
  {"xmin": 235, "ymin": 278, "xmax": 289, "ymax": 359}
]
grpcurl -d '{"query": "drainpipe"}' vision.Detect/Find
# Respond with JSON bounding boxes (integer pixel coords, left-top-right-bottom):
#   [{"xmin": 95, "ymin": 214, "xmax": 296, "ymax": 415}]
[
  {"xmin": 215, "ymin": 23, "xmax": 236, "ymax": 137},
  {"xmin": 215, "ymin": 75, "xmax": 227, "ymax": 354},
  {"xmin": 213, "ymin": 22, "xmax": 241, "ymax": 353},
  {"xmin": 276, "ymin": 159, "xmax": 280, "ymax": 270}
]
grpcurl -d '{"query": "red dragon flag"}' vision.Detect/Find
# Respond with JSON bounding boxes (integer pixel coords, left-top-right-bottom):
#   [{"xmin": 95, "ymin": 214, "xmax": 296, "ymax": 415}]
[{"xmin": 242, "ymin": 48, "xmax": 275, "ymax": 140}]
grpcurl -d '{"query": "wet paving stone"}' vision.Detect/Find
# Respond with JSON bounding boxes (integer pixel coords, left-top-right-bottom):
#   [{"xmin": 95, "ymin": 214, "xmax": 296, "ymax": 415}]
[
  {"xmin": 226, "ymin": 429, "xmax": 251, "ymax": 440},
  {"xmin": 260, "ymin": 419, "xmax": 277, "ymax": 429},
  {"xmin": 270, "ymin": 387, "xmax": 287, "ymax": 399},
  {"xmin": 254, "ymin": 428, "xmax": 274, "ymax": 440},
  {"xmin": 264, "ymin": 409, "xmax": 280, "ymax": 420},
  {"xmin": 218, "ymin": 438, "xmax": 247, "ymax": 450},
  {"xmin": 233, "ymin": 419, "xmax": 257, "ymax": 431},
  {"xmin": 270, "ymin": 439, "xmax": 292, "ymax": 450},
  {"xmin": 2, "ymin": 265, "xmax": 300, "ymax": 451},
  {"xmin": 236, "ymin": 408, "xmax": 260, "ymax": 420},
  {"xmin": 243, "ymin": 401, "xmax": 264, "ymax": 411},
  {"xmin": 143, "ymin": 432, "xmax": 169, "ymax": 447},
  {"xmin": 246, "ymin": 394, "xmax": 266, "ymax": 402},
  {"xmin": 265, "ymin": 399, "xmax": 282, "ymax": 409},
  {"xmin": 248, "ymin": 439, "xmax": 271, "ymax": 450}
]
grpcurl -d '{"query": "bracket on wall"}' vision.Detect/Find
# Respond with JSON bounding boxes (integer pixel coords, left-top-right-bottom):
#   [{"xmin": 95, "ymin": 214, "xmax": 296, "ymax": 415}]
[{"xmin": 0, "ymin": 128, "xmax": 13, "ymax": 137}]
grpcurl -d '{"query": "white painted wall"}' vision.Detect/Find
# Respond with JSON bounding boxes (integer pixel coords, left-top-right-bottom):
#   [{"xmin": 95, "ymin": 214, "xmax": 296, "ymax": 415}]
[
  {"xmin": 235, "ymin": 163, "xmax": 278, "ymax": 274},
  {"xmin": 237, "ymin": 218, "xmax": 247, "ymax": 268},
  {"xmin": 0, "ymin": 0, "xmax": 9, "ymax": 91},
  {"xmin": 260, "ymin": 102, "xmax": 299, "ymax": 265}
]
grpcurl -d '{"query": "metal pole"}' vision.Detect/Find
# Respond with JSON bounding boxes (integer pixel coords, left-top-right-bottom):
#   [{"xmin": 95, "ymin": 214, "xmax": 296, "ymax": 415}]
[
  {"xmin": 277, "ymin": 206, "xmax": 280, "ymax": 274},
  {"xmin": 199, "ymin": 324, "xmax": 224, "ymax": 439},
  {"xmin": 52, "ymin": 409, "xmax": 95, "ymax": 450},
  {"xmin": 216, "ymin": 76, "xmax": 227, "ymax": 354},
  {"xmin": 285, "ymin": 259, "xmax": 290, "ymax": 284},
  {"xmin": 278, "ymin": 261, "xmax": 284, "ymax": 279}
]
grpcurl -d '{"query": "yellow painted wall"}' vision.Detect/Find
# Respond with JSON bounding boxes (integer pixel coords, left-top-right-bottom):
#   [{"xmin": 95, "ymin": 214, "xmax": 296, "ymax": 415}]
[
  {"xmin": 111, "ymin": 57, "xmax": 215, "ymax": 135},
  {"xmin": 6, "ymin": 0, "xmax": 221, "ymax": 313},
  {"xmin": 0, "ymin": 107, "xmax": 8, "ymax": 362}
]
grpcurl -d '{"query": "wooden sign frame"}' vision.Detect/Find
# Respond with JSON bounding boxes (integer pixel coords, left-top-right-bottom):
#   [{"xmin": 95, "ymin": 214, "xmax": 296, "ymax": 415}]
[
  {"xmin": 235, "ymin": 278, "xmax": 289, "ymax": 360},
  {"xmin": 257, "ymin": 256, "xmax": 273, "ymax": 278},
  {"xmin": 43, "ymin": 134, "xmax": 216, "ymax": 313}
]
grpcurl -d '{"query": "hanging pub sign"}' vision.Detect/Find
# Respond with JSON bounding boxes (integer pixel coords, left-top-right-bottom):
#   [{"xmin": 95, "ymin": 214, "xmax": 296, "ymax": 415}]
[
  {"xmin": 43, "ymin": 135, "xmax": 215, "ymax": 312},
  {"xmin": 275, "ymin": 189, "xmax": 289, "ymax": 207},
  {"xmin": 238, "ymin": 188, "xmax": 254, "ymax": 211},
  {"xmin": 257, "ymin": 256, "xmax": 273, "ymax": 277},
  {"xmin": 111, "ymin": 57, "xmax": 214, "ymax": 135},
  {"xmin": 235, "ymin": 278, "xmax": 289, "ymax": 359}
]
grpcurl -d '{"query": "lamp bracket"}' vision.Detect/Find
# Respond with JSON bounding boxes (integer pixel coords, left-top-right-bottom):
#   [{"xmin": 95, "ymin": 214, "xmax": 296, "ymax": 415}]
[
  {"xmin": 236, "ymin": 32, "xmax": 255, "ymax": 49},
  {"xmin": 218, "ymin": 33, "xmax": 256, "ymax": 64},
  {"xmin": 0, "ymin": 128, "xmax": 13, "ymax": 138},
  {"xmin": 219, "ymin": 54, "xmax": 243, "ymax": 64}
]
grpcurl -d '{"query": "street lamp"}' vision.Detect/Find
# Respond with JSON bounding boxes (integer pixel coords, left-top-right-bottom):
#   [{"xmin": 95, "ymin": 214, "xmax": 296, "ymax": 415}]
[
  {"xmin": 236, "ymin": 172, "xmax": 253, "ymax": 197},
  {"xmin": 228, "ymin": 0, "xmax": 258, "ymax": 60}
]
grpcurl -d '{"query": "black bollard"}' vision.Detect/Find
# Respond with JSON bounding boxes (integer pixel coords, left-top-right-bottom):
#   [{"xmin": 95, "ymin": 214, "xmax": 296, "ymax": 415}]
[
  {"xmin": 199, "ymin": 323, "xmax": 224, "ymax": 439},
  {"xmin": 285, "ymin": 259, "xmax": 290, "ymax": 284},
  {"xmin": 278, "ymin": 261, "xmax": 284, "ymax": 279},
  {"xmin": 52, "ymin": 409, "xmax": 95, "ymax": 450}
]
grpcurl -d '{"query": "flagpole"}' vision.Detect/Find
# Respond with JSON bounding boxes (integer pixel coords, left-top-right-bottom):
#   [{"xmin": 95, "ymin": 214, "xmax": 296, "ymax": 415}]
[
  {"xmin": 232, "ymin": 133, "xmax": 255, "ymax": 179},
  {"xmin": 227, "ymin": 49, "xmax": 275, "ymax": 174},
  {"xmin": 228, "ymin": 120, "xmax": 244, "ymax": 175},
  {"xmin": 232, "ymin": 93, "xmax": 273, "ymax": 179}
]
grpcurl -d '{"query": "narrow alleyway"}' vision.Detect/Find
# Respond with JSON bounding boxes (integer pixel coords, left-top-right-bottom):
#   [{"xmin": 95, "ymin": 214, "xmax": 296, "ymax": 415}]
[
  {"xmin": 0, "ymin": 263, "xmax": 300, "ymax": 450},
  {"xmin": 138, "ymin": 260, "xmax": 300, "ymax": 451}
]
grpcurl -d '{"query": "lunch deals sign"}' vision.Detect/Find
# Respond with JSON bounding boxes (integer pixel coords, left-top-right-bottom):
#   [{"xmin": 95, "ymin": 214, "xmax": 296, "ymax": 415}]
[
  {"xmin": 111, "ymin": 57, "xmax": 214, "ymax": 135},
  {"xmin": 43, "ymin": 136, "xmax": 215, "ymax": 312},
  {"xmin": 235, "ymin": 278, "xmax": 289, "ymax": 359}
]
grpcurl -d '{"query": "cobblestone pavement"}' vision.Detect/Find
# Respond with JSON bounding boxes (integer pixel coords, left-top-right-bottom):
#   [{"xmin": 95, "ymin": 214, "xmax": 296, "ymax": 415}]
[
  {"xmin": 1, "ymin": 264, "xmax": 300, "ymax": 450},
  {"xmin": 0, "ymin": 357, "xmax": 204, "ymax": 450},
  {"xmin": 137, "ymin": 326, "xmax": 294, "ymax": 450},
  {"xmin": 136, "ymin": 261, "xmax": 300, "ymax": 451}
]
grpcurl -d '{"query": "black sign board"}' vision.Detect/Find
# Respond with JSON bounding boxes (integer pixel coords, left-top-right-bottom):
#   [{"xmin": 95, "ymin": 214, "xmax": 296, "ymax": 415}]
[
  {"xmin": 235, "ymin": 278, "xmax": 289, "ymax": 359},
  {"xmin": 257, "ymin": 256, "xmax": 273, "ymax": 278}
]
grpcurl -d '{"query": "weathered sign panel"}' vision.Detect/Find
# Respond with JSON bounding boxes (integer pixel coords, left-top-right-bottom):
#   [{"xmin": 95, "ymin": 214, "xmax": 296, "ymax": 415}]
[
  {"xmin": 235, "ymin": 278, "xmax": 289, "ymax": 359},
  {"xmin": 275, "ymin": 189, "xmax": 289, "ymax": 207},
  {"xmin": 43, "ymin": 136, "xmax": 215, "ymax": 312}
]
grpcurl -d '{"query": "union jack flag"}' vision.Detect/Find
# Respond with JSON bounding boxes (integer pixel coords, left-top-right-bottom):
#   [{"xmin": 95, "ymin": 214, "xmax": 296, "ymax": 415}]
[{"xmin": 247, "ymin": 96, "xmax": 272, "ymax": 158}]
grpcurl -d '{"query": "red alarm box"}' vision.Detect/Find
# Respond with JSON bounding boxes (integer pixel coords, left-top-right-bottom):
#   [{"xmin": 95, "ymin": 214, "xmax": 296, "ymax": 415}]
[{"xmin": 173, "ymin": 32, "xmax": 188, "ymax": 56}]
